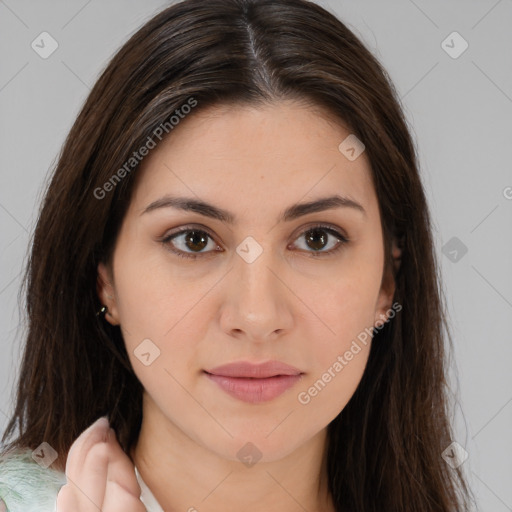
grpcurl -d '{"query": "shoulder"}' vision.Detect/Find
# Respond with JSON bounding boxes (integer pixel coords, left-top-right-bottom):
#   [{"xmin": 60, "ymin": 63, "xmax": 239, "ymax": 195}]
[{"xmin": 0, "ymin": 447, "xmax": 66, "ymax": 512}]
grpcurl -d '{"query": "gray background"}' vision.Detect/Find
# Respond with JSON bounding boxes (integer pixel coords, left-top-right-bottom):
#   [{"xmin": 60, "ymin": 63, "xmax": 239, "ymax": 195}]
[{"xmin": 1, "ymin": 1, "xmax": 511, "ymax": 510}]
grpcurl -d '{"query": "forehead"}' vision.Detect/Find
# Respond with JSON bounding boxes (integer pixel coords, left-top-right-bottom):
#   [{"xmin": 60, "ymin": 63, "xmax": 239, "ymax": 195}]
[{"xmin": 128, "ymin": 100, "xmax": 378, "ymax": 222}]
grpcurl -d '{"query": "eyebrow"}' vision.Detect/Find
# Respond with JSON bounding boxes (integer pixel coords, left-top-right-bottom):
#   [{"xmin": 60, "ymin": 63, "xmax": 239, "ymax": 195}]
[{"xmin": 140, "ymin": 194, "xmax": 366, "ymax": 223}]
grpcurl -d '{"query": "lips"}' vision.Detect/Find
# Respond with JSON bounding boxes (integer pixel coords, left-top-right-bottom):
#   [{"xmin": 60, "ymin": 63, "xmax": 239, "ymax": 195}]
[
  {"xmin": 206, "ymin": 360, "xmax": 302, "ymax": 378},
  {"xmin": 204, "ymin": 361, "xmax": 304, "ymax": 403}
]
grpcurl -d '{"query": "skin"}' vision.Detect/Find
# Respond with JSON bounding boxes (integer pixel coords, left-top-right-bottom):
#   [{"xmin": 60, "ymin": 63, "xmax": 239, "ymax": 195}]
[
  {"xmin": 82, "ymin": 100, "xmax": 400, "ymax": 512},
  {"xmin": 56, "ymin": 418, "xmax": 145, "ymax": 512}
]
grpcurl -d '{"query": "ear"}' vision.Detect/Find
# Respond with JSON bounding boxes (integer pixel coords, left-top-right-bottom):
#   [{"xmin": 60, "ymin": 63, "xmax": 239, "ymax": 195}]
[
  {"xmin": 97, "ymin": 261, "xmax": 120, "ymax": 326},
  {"xmin": 374, "ymin": 237, "xmax": 402, "ymax": 327}
]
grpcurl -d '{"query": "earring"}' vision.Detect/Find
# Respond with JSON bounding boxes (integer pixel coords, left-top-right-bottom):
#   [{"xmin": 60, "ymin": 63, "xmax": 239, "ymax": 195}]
[{"xmin": 96, "ymin": 305, "xmax": 108, "ymax": 317}]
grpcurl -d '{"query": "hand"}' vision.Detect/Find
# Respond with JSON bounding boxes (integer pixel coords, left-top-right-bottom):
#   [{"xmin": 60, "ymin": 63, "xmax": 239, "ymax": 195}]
[{"xmin": 56, "ymin": 416, "xmax": 146, "ymax": 512}]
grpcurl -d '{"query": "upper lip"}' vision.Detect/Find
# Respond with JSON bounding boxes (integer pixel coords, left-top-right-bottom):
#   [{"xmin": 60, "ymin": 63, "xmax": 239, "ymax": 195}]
[{"xmin": 205, "ymin": 361, "xmax": 303, "ymax": 378}]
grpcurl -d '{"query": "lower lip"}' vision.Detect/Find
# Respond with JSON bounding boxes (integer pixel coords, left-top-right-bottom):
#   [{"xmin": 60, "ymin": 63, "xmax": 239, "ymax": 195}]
[{"xmin": 204, "ymin": 372, "xmax": 303, "ymax": 403}]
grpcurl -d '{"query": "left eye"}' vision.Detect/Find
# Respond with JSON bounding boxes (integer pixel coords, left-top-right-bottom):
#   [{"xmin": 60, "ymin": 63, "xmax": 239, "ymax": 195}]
[
  {"xmin": 291, "ymin": 225, "xmax": 348, "ymax": 257},
  {"xmin": 160, "ymin": 224, "xmax": 349, "ymax": 259}
]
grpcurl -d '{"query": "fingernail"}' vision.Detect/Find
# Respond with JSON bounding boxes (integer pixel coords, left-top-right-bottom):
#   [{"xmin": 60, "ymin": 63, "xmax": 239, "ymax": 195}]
[{"xmin": 95, "ymin": 416, "xmax": 110, "ymax": 429}]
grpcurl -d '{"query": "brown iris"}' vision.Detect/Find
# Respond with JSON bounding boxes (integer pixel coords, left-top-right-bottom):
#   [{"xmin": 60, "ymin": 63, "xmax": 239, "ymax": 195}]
[
  {"xmin": 184, "ymin": 230, "xmax": 209, "ymax": 252},
  {"xmin": 305, "ymin": 228, "xmax": 328, "ymax": 251}
]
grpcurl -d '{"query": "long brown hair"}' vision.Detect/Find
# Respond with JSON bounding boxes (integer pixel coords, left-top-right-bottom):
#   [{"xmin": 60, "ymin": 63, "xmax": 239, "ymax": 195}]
[{"xmin": 1, "ymin": 0, "xmax": 473, "ymax": 510}]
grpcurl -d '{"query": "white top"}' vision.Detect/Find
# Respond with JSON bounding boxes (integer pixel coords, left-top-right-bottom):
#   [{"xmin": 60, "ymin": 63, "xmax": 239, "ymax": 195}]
[{"xmin": 134, "ymin": 466, "xmax": 165, "ymax": 512}]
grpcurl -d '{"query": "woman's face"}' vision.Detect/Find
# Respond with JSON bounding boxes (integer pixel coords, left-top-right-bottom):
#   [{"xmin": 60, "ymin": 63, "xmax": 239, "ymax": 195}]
[{"xmin": 98, "ymin": 100, "xmax": 396, "ymax": 462}]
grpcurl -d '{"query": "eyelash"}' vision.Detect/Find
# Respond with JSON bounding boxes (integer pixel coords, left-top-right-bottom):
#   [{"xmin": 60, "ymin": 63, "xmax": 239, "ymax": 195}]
[{"xmin": 159, "ymin": 223, "xmax": 349, "ymax": 260}]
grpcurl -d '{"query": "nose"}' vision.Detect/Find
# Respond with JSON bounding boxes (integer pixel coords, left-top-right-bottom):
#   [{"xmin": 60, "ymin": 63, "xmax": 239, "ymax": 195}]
[{"xmin": 219, "ymin": 243, "xmax": 294, "ymax": 343}]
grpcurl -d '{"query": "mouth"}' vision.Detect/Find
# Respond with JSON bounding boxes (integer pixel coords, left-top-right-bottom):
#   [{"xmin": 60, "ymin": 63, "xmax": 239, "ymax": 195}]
[{"xmin": 203, "ymin": 360, "xmax": 304, "ymax": 404}]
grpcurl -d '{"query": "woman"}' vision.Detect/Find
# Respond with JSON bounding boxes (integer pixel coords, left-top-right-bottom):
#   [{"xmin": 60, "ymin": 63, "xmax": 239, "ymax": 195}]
[{"xmin": 0, "ymin": 0, "xmax": 473, "ymax": 510}]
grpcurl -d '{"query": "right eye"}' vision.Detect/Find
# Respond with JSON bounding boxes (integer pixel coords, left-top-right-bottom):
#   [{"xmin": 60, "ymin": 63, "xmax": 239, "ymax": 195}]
[{"xmin": 160, "ymin": 227, "xmax": 222, "ymax": 259}]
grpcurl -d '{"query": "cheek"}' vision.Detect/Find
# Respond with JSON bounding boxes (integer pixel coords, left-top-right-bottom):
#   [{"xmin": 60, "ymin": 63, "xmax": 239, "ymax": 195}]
[
  {"xmin": 111, "ymin": 254, "xmax": 206, "ymax": 391},
  {"xmin": 295, "ymin": 342, "xmax": 371, "ymax": 427},
  {"xmin": 113, "ymin": 240, "xmax": 203, "ymax": 337},
  {"xmin": 310, "ymin": 268, "xmax": 380, "ymax": 352},
  {"xmin": 296, "ymin": 288, "xmax": 374, "ymax": 416},
  {"xmin": 295, "ymin": 266, "xmax": 380, "ymax": 412}
]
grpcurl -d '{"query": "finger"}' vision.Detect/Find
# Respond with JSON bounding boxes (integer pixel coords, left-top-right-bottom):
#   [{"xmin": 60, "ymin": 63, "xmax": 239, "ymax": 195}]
[
  {"xmin": 102, "ymin": 480, "xmax": 147, "ymax": 512},
  {"xmin": 64, "ymin": 417, "xmax": 111, "ymax": 511},
  {"xmin": 64, "ymin": 419, "xmax": 142, "ymax": 511},
  {"xmin": 65, "ymin": 416, "xmax": 110, "ymax": 479},
  {"xmin": 104, "ymin": 428, "xmax": 142, "ymax": 500},
  {"xmin": 70, "ymin": 440, "xmax": 111, "ymax": 511},
  {"xmin": 73, "ymin": 427, "xmax": 140, "ymax": 510},
  {"xmin": 55, "ymin": 483, "xmax": 78, "ymax": 512}
]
